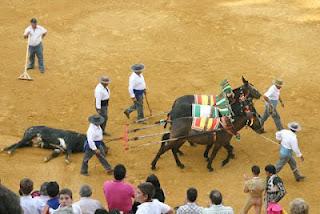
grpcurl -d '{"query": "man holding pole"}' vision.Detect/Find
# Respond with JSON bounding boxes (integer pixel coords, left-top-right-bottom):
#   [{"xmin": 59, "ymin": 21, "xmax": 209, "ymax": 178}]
[
  {"xmin": 124, "ymin": 63, "xmax": 149, "ymax": 123},
  {"xmin": 23, "ymin": 18, "xmax": 47, "ymax": 73}
]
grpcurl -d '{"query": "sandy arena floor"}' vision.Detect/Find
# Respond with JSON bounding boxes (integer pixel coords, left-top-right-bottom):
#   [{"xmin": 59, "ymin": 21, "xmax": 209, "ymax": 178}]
[{"xmin": 0, "ymin": 0, "xmax": 319, "ymax": 212}]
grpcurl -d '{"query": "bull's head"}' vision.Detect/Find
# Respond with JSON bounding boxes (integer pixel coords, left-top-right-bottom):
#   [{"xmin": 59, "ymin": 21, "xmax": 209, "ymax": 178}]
[{"xmin": 31, "ymin": 134, "xmax": 44, "ymax": 148}]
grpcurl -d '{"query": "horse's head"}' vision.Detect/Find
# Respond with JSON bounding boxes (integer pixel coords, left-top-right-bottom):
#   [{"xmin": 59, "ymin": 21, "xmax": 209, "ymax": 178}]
[
  {"xmin": 244, "ymin": 103, "xmax": 264, "ymax": 134},
  {"xmin": 241, "ymin": 76, "xmax": 261, "ymax": 100}
]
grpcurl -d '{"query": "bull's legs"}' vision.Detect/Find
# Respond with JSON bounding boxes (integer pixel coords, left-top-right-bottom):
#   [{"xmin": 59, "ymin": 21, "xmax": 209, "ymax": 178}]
[
  {"xmin": 222, "ymin": 143, "xmax": 235, "ymax": 166},
  {"xmin": 2, "ymin": 139, "xmax": 31, "ymax": 154},
  {"xmin": 207, "ymin": 144, "xmax": 222, "ymax": 172},
  {"xmin": 44, "ymin": 149, "xmax": 61, "ymax": 162}
]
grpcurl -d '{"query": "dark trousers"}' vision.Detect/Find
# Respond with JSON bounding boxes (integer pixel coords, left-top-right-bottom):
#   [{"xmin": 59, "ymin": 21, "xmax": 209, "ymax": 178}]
[
  {"xmin": 126, "ymin": 96, "xmax": 144, "ymax": 120},
  {"xmin": 97, "ymin": 105, "xmax": 108, "ymax": 132},
  {"xmin": 28, "ymin": 43, "xmax": 44, "ymax": 71},
  {"xmin": 80, "ymin": 144, "xmax": 111, "ymax": 174}
]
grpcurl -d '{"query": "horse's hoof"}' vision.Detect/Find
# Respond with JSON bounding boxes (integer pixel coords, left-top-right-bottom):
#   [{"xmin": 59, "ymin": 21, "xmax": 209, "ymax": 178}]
[
  {"xmin": 230, "ymin": 154, "xmax": 235, "ymax": 159},
  {"xmin": 7, "ymin": 151, "xmax": 12, "ymax": 155},
  {"xmin": 222, "ymin": 160, "xmax": 228, "ymax": 166},
  {"xmin": 178, "ymin": 164, "xmax": 185, "ymax": 169},
  {"xmin": 151, "ymin": 165, "xmax": 156, "ymax": 170},
  {"xmin": 43, "ymin": 157, "xmax": 49, "ymax": 162},
  {"xmin": 0, "ymin": 148, "xmax": 4, "ymax": 152},
  {"xmin": 208, "ymin": 167, "xmax": 214, "ymax": 172},
  {"xmin": 65, "ymin": 159, "xmax": 71, "ymax": 165}
]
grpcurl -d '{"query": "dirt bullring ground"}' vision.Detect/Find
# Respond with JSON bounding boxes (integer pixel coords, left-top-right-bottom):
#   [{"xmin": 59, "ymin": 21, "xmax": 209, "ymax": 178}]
[{"xmin": 0, "ymin": 0, "xmax": 320, "ymax": 212}]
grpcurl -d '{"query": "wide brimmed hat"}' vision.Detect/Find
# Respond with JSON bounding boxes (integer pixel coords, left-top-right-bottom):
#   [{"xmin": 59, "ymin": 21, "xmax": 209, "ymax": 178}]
[
  {"xmin": 131, "ymin": 63, "xmax": 145, "ymax": 72},
  {"xmin": 288, "ymin": 122, "xmax": 301, "ymax": 131},
  {"xmin": 88, "ymin": 115, "xmax": 105, "ymax": 125},
  {"xmin": 273, "ymin": 79, "xmax": 283, "ymax": 87},
  {"xmin": 100, "ymin": 76, "xmax": 111, "ymax": 84}
]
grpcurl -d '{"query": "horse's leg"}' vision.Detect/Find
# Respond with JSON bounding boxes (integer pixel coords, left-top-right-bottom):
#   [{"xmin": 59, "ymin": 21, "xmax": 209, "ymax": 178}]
[
  {"xmin": 171, "ymin": 140, "xmax": 187, "ymax": 169},
  {"xmin": 204, "ymin": 134, "xmax": 215, "ymax": 160},
  {"xmin": 207, "ymin": 144, "xmax": 222, "ymax": 172},
  {"xmin": 222, "ymin": 143, "xmax": 235, "ymax": 166},
  {"xmin": 44, "ymin": 149, "xmax": 61, "ymax": 162},
  {"xmin": 204, "ymin": 144, "xmax": 214, "ymax": 160},
  {"xmin": 151, "ymin": 133, "xmax": 171, "ymax": 170}
]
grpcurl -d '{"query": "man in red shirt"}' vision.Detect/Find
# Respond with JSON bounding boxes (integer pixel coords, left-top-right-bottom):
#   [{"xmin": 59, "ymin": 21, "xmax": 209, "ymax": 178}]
[{"xmin": 103, "ymin": 164, "xmax": 135, "ymax": 213}]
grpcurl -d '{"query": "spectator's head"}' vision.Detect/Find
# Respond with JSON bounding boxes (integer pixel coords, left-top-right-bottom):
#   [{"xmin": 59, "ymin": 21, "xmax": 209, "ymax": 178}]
[
  {"xmin": 0, "ymin": 184, "xmax": 23, "ymax": 214},
  {"xmin": 59, "ymin": 188, "xmax": 73, "ymax": 207},
  {"xmin": 47, "ymin": 181, "xmax": 60, "ymax": 198},
  {"xmin": 265, "ymin": 164, "xmax": 276, "ymax": 176},
  {"xmin": 79, "ymin": 184, "xmax": 92, "ymax": 198},
  {"xmin": 19, "ymin": 178, "xmax": 33, "ymax": 195},
  {"xmin": 289, "ymin": 198, "xmax": 309, "ymax": 214},
  {"xmin": 95, "ymin": 209, "xmax": 109, "ymax": 214},
  {"xmin": 114, "ymin": 164, "xmax": 126, "ymax": 181},
  {"xmin": 40, "ymin": 182, "xmax": 49, "ymax": 196},
  {"xmin": 136, "ymin": 182, "xmax": 155, "ymax": 203},
  {"xmin": 186, "ymin": 187, "xmax": 198, "ymax": 203},
  {"xmin": 146, "ymin": 174, "xmax": 161, "ymax": 189},
  {"xmin": 251, "ymin": 165, "xmax": 260, "ymax": 176},
  {"xmin": 209, "ymin": 190, "xmax": 223, "ymax": 205}
]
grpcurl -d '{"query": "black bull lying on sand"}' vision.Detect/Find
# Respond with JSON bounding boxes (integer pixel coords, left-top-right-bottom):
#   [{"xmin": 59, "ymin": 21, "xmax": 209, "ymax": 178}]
[
  {"xmin": 151, "ymin": 77, "xmax": 264, "ymax": 171},
  {"xmin": 1, "ymin": 126, "xmax": 100, "ymax": 164}
]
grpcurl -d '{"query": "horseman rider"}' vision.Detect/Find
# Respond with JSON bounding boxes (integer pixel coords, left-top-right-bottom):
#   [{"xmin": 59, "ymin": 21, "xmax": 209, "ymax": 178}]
[{"xmin": 218, "ymin": 79, "xmax": 240, "ymax": 140}]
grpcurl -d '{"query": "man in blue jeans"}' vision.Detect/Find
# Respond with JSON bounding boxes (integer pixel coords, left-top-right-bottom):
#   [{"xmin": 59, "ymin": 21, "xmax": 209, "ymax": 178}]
[
  {"xmin": 124, "ymin": 63, "xmax": 147, "ymax": 123},
  {"xmin": 23, "ymin": 18, "xmax": 47, "ymax": 73},
  {"xmin": 80, "ymin": 115, "xmax": 113, "ymax": 176},
  {"xmin": 261, "ymin": 79, "xmax": 284, "ymax": 131}
]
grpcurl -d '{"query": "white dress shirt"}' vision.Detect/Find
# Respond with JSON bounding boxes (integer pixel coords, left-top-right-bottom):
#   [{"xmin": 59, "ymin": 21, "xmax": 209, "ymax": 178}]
[
  {"xmin": 87, "ymin": 123, "xmax": 103, "ymax": 151},
  {"xmin": 20, "ymin": 195, "xmax": 42, "ymax": 214},
  {"xmin": 95, "ymin": 83, "xmax": 110, "ymax": 109},
  {"xmin": 264, "ymin": 85, "xmax": 280, "ymax": 101},
  {"xmin": 24, "ymin": 25, "xmax": 47, "ymax": 46},
  {"xmin": 202, "ymin": 204, "xmax": 234, "ymax": 214},
  {"xmin": 276, "ymin": 129, "xmax": 302, "ymax": 157},
  {"xmin": 34, "ymin": 195, "xmax": 50, "ymax": 213},
  {"xmin": 73, "ymin": 197, "xmax": 103, "ymax": 214},
  {"xmin": 128, "ymin": 72, "xmax": 146, "ymax": 98},
  {"xmin": 52, "ymin": 204, "xmax": 82, "ymax": 214},
  {"xmin": 136, "ymin": 199, "xmax": 171, "ymax": 214}
]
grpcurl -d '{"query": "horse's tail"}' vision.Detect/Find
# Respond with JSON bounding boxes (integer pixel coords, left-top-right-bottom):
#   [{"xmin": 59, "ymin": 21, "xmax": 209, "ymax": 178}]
[
  {"xmin": 161, "ymin": 132, "xmax": 171, "ymax": 147},
  {"xmin": 163, "ymin": 112, "xmax": 171, "ymax": 129}
]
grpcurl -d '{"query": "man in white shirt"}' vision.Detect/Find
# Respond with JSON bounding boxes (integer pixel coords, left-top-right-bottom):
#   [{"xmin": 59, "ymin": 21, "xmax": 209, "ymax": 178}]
[
  {"xmin": 80, "ymin": 115, "xmax": 113, "ymax": 176},
  {"xmin": 135, "ymin": 182, "xmax": 173, "ymax": 214},
  {"xmin": 23, "ymin": 18, "xmax": 47, "ymax": 73},
  {"xmin": 260, "ymin": 79, "xmax": 284, "ymax": 131},
  {"xmin": 176, "ymin": 187, "xmax": 202, "ymax": 214},
  {"xmin": 73, "ymin": 185, "xmax": 103, "ymax": 214},
  {"xmin": 202, "ymin": 190, "xmax": 234, "ymax": 214},
  {"xmin": 124, "ymin": 63, "xmax": 147, "ymax": 122},
  {"xmin": 19, "ymin": 178, "xmax": 42, "ymax": 214},
  {"xmin": 275, "ymin": 122, "xmax": 305, "ymax": 182},
  {"xmin": 95, "ymin": 76, "xmax": 111, "ymax": 135},
  {"xmin": 34, "ymin": 182, "xmax": 50, "ymax": 213}
]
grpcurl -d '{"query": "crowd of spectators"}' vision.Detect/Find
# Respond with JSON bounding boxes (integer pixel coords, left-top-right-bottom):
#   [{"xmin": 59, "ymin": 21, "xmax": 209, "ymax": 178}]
[{"xmin": 0, "ymin": 164, "xmax": 309, "ymax": 214}]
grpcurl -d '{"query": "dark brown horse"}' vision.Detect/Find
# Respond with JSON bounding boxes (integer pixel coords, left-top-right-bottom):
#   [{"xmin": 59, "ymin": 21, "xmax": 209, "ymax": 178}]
[{"xmin": 151, "ymin": 99, "xmax": 263, "ymax": 171}]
